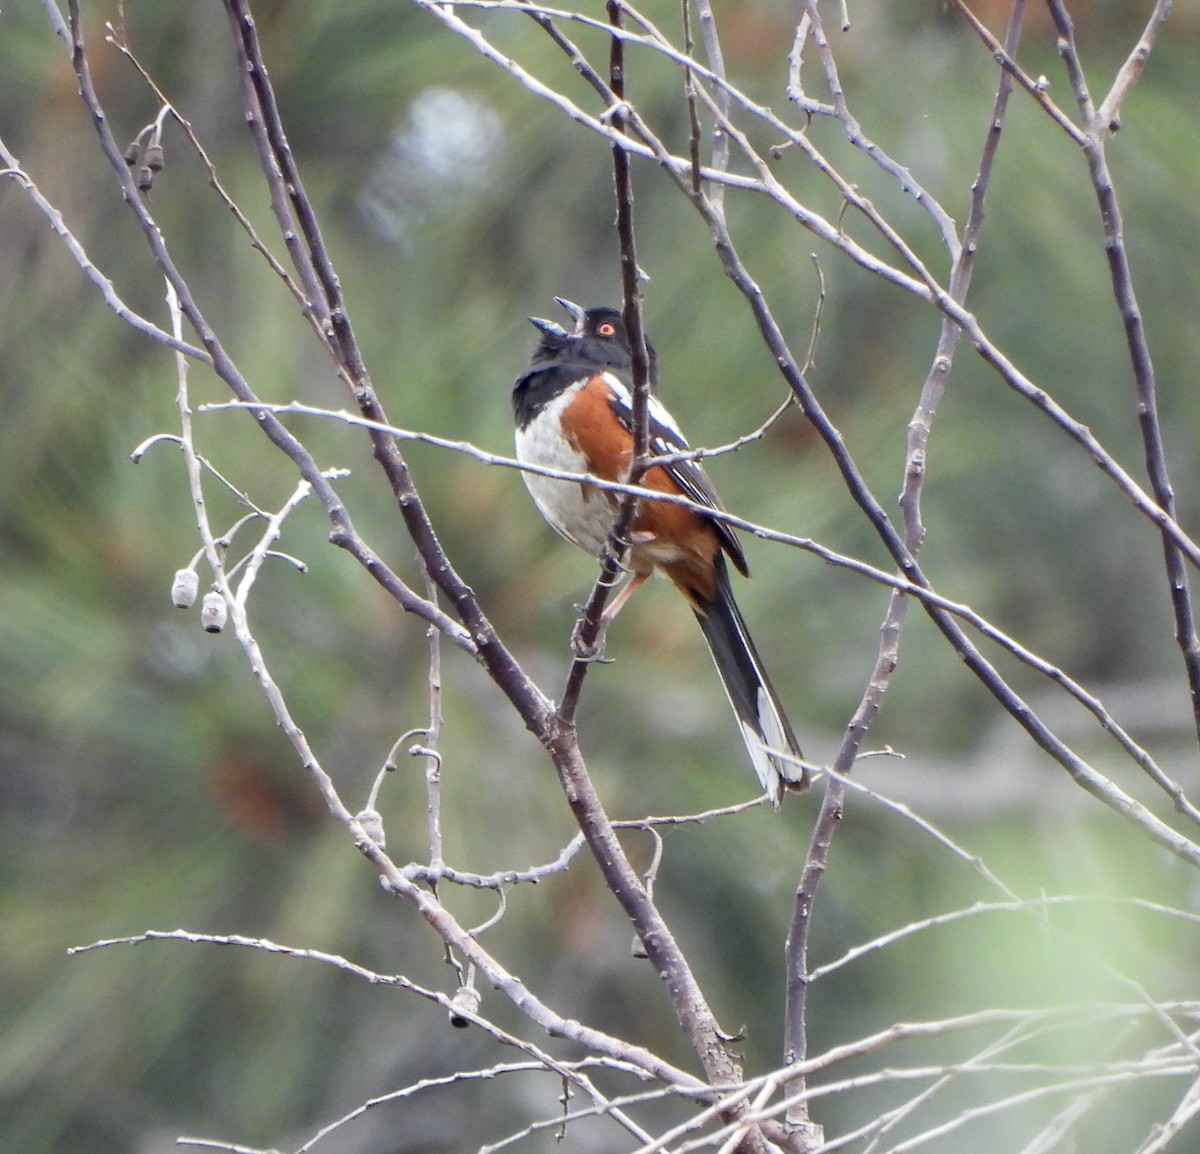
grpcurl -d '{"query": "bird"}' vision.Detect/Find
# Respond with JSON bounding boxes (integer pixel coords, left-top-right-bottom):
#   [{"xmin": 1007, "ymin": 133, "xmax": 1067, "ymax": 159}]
[{"xmin": 511, "ymin": 297, "xmax": 807, "ymax": 806}]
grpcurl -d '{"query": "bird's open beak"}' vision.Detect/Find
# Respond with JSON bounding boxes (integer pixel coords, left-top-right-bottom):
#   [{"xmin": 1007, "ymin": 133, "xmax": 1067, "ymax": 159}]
[
  {"xmin": 528, "ymin": 315, "xmax": 568, "ymax": 338},
  {"xmin": 553, "ymin": 297, "xmax": 586, "ymax": 335}
]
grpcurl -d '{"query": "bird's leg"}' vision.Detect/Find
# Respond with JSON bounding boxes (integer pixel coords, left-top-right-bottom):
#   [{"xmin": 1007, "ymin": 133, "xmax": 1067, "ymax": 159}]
[
  {"xmin": 598, "ymin": 569, "xmax": 649, "ymax": 629},
  {"xmin": 570, "ymin": 557, "xmax": 651, "ymax": 663}
]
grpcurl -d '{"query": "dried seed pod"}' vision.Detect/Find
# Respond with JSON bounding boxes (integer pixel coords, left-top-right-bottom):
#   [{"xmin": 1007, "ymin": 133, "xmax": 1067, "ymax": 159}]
[
  {"xmin": 171, "ymin": 568, "xmax": 200, "ymax": 609},
  {"xmin": 123, "ymin": 139, "xmax": 141, "ymax": 167},
  {"xmin": 448, "ymin": 985, "xmax": 481, "ymax": 1029},
  {"xmin": 200, "ymin": 591, "xmax": 227, "ymax": 633},
  {"xmin": 136, "ymin": 166, "xmax": 154, "ymax": 192},
  {"xmin": 144, "ymin": 140, "xmax": 164, "ymax": 172}
]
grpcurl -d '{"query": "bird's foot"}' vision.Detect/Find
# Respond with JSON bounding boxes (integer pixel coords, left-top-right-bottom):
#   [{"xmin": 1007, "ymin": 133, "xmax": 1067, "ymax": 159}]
[{"xmin": 570, "ymin": 617, "xmax": 614, "ymax": 663}]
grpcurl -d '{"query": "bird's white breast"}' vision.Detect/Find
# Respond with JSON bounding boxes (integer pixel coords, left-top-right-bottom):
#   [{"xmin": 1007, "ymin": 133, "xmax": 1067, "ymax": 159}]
[{"xmin": 514, "ymin": 380, "xmax": 617, "ymax": 557}]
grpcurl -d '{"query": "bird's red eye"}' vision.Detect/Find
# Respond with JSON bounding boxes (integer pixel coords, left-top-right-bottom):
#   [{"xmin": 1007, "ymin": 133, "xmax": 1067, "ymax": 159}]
[{"xmin": 598, "ymin": 322, "xmax": 616, "ymax": 337}]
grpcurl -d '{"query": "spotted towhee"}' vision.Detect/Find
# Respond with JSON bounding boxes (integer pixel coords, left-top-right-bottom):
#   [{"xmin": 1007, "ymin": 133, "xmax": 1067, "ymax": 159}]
[{"xmin": 512, "ymin": 298, "xmax": 807, "ymax": 806}]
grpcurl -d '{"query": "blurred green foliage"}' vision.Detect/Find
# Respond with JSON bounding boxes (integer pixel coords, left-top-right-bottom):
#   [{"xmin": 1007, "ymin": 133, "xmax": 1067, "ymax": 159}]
[{"xmin": 2, "ymin": 1, "xmax": 1200, "ymax": 1151}]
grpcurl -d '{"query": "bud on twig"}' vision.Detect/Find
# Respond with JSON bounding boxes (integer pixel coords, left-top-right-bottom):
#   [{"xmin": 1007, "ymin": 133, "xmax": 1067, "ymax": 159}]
[
  {"xmin": 171, "ymin": 568, "xmax": 200, "ymax": 609},
  {"xmin": 200, "ymin": 591, "xmax": 227, "ymax": 633}
]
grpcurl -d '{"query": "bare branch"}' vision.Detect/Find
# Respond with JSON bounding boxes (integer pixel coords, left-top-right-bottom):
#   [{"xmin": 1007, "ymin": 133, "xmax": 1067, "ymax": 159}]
[
  {"xmin": 1097, "ymin": 1, "xmax": 1173, "ymax": 130},
  {"xmin": 488, "ymin": 2, "xmax": 1200, "ymax": 576},
  {"xmin": 692, "ymin": 0, "xmax": 729, "ymax": 210},
  {"xmin": 1043, "ymin": 0, "xmax": 1200, "ymax": 745},
  {"xmin": 558, "ymin": 0, "xmax": 655, "ymax": 707},
  {"xmin": 72, "ymin": 930, "xmax": 674, "ymax": 1152},
  {"xmin": 196, "ymin": 400, "xmax": 1200, "ymax": 835},
  {"xmin": 0, "ymin": 145, "xmax": 207, "ymax": 361},
  {"xmin": 951, "ymin": 0, "xmax": 1089, "ymax": 144},
  {"xmin": 811, "ymin": 894, "xmax": 1200, "ymax": 984},
  {"xmin": 102, "ymin": 24, "xmax": 316, "ymax": 324},
  {"xmin": 1044, "ymin": 0, "xmax": 1097, "ymax": 122},
  {"xmin": 402, "ymin": 833, "xmax": 587, "ymax": 890},
  {"xmin": 798, "ymin": 1, "xmax": 960, "ymax": 255},
  {"xmin": 28, "ymin": 3, "xmax": 1200, "ymax": 1150},
  {"xmin": 1134, "ymin": 1074, "xmax": 1200, "ymax": 1154}
]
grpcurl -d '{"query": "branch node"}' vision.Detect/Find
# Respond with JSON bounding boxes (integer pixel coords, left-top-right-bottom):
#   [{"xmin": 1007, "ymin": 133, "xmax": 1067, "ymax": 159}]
[{"xmin": 599, "ymin": 99, "xmax": 633, "ymax": 125}]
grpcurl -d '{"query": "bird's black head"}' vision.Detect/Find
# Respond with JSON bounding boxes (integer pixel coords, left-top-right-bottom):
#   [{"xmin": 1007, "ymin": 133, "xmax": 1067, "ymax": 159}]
[
  {"xmin": 527, "ymin": 298, "xmax": 657, "ymax": 385},
  {"xmin": 577, "ymin": 306, "xmax": 628, "ymax": 349}
]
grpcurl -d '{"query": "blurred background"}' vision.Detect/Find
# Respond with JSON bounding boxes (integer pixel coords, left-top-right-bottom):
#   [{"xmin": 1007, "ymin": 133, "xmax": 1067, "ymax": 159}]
[{"xmin": 2, "ymin": 1, "xmax": 1200, "ymax": 1151}]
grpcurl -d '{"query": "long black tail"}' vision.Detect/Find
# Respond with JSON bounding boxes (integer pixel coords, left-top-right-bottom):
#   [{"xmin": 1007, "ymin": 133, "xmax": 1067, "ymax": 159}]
[{"xmin": 693, "ymin": 557, "xmax": 806, "ymax": 807}]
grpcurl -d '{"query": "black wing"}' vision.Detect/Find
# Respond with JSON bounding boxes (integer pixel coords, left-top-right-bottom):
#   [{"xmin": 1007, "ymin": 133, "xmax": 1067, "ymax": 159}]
[{"xmin": 604, "ymin": 374, "xmax": 749, "ymax": 577}]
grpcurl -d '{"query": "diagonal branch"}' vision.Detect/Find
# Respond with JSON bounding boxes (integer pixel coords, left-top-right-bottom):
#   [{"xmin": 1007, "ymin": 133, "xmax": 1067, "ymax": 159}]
[
  {"xmin": 71, "ymin": 928, "xmax": 688, "ymax": 1150},
  {"xmin": 481, "ymin": 0, "xmax": 1200, "ymax": 576},
  {"xmin": 152, "ymin": 278, "xmax": 704, "ymax": 1092},
  {"xmin": 498, "ymin": 7, "xmax": 1200, "ymax": 870},
  {"xmin": 0, "ymin": 146, "xmax": 207, "ymax": 362},
  {"xmin": 783, "ymin": 1, "xmax": 1026, "ymax": 1128},
  {"xmin": 790, "ymin": 3, "xmax": 960, "ymax": 255},
  {"xmin": 558, "ymin": 0, "xmax": 654, "ymax": 715},
  {"xmin": 215, "ymin": 0, "xmax": 756, "ymax": 1096},
  {"xmin": 1043, "ymin": 0, "xmax": 1200, "ymax": 745},
  {"xmin": 1096, "ymin": 0, "xmax": 1173, "ymax": 130},
  {"xmin": 204, "ymin": 395, "xmax": 1200, "ymax": 830},
  {"xmin": 951, "ymin": 0, "xmax": 1089, "ymax": 144},
  {"xmin": 51, "ymin": 0, "xmax": 466, "ymax": 653}
]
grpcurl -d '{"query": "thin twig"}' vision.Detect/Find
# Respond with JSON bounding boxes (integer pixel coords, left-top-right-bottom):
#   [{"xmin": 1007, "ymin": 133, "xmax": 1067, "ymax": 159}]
[
  {"xmin": 468, "ymin": 0, "xmax": 1200, "ymax": 576},
  {"xmin": 604, "ymin": 86, "xmax": 1200, "ymax": 873},
  {"xmin": 1134, "ymin": 1073, "xmax": 1200, "ymax": 1154},
  {"xmin": 1044, "ymin": 0, "xmax": 1095, "ymax": 122},
  {"xmin": 693, "ymin": 0, "xmax": 729, "ymax": 211},
  {"xmin": 681, "ymin": 0, "xmax": 702, "ymax": 194},
  {"xmin": 1097, "ymin": 1, "xmax": 1172, "ymax": 130},
  {"xmin": 197, "ymin": 400, "xmax": 1200, "ymax": 834},
  {"xmin": 950, "ymin": 0, "xmax": 1089, "ymax": 144},
  {"xmin": 417, "ymin": 559, "xmax": 447, "ymax": 878},
  {"xmin": 0, "ymin": 145, "xmax": 207, "ymax": 361},
  {"xmin": 72, "ymin": 931, "xmax": 667, "ymax": 1152},
  {"xmin": 797, "ymin": 1, "xmax": 960, "ymax": 255},
  {"xmin": 1043, "ymin": 0, "xmax": 1200, "ymax": 745},
  {"xmin": 559, "ymin": 0, "xmax": 654, "ymax": 706},
  {"xmin": 810, "ymin": 893, "xmax": 1200, "ymax": 984},
  {"xmin": 102, "ymin": 25, "xmax": 317, "ymax": 327},
  {"xmin": 55, "ymin": 0, "xmax": 469, "ymax": 652},
  {"xmin": 402, "ymin": 832, "xmax": 586, "ymax": 889}
]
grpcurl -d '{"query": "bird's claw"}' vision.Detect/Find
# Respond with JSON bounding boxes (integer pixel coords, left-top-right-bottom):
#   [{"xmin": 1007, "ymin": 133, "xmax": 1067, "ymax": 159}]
[{"xmin": 571, "ymin": 619, "xmax": 613, "ymax": 663}]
